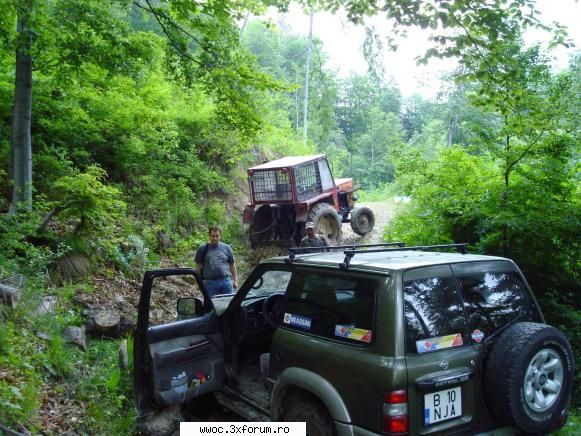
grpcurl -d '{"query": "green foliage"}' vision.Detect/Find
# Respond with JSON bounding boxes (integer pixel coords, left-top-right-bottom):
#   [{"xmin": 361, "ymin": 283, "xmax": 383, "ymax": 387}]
[
  {"xmin": 76, "ymin": 339, "xmax": 135, "ymax": 434},
  {"xmin": 40, "ymin": 334, "xmax": 74, "ymax": 379},
  {"xmin": 52, "ymin": 165, "xmax": 126, "ymax": 237},
  {"xmin": 541, "ymin": 290, "xmax": 581, "ymax": 407},
  {"xmin": 351, "ymin": 109, "xmax": 402, "ymax": 189},
  {"xmin": 557, "ymin": 408, "xmax": 581, "ymax": 435},
  {"xmin": 223, "ymin": 217, "xmax": 246, "ymax": 246},
  {"xmin": 0, "ymin": 321, "xmax": 41, "ymax": 428},
  {"xmin": 204, "ymin": 200, "xmax": 227, "ymax": 227},
  {"xmin": 109, "ymin": 234, "xmax": 150, "ymax": 279},
  {"xmin": 242, "ymin": 20, "xmax": 338, "ymax": 150},
  {"xmin": 358, "ymin": 184, "xmax": 398, "ymax": 202},
  {"xmin": 0, "ymin": 204, "xmax": 67, "ymax": 281},
  {"xmin": 387, "ymin": 145, "xmax": 494, "ymax": 244}
]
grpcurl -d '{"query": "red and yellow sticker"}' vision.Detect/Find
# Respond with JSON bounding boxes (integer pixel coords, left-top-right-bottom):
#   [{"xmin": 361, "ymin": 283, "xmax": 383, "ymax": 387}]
[
  {"xmin": 334, "ymin": 324, "xmax": 373, "ymax": 343},
  {"xmin": 416, "ymin": 333, "xmax": 463, "ymax": 353}
]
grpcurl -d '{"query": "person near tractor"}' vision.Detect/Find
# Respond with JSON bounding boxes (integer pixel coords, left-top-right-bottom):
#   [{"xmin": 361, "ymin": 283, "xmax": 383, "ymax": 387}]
[
  {"xmin": 195, "ymin": 226, "xmax": 238, "ymax": 297},
  {"xmin": 300, "ymin": 222, "xmax": 329, "ymax": 251}
]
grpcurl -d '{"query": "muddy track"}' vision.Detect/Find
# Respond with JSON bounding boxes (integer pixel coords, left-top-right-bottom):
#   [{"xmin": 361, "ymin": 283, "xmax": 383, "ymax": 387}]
[{"xmin": 342, "ymin": 200, "xmax": 395, "ymax": 245}]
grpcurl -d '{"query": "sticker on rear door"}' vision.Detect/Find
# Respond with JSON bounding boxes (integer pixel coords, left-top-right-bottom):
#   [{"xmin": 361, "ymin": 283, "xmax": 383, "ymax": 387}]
[
  {"xmin": 471, "ymin": 329, "xmax": 485, "ymax": 343},
  {"xmin": 283, "ymin": 313, "xmax": 312, "ymax": 330},
  {"xmin": 416, "ymin": 333, "xmax": 463, "ymax": 353},
  {"xmin": 334, "ymin": 324, "xmax": 372, "ymax": 343}
]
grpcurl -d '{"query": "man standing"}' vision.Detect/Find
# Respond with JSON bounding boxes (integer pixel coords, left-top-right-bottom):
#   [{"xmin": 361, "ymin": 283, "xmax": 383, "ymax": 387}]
[
  {"xmin": 299, "ymin": 222, "xmax": 329, "ymax": 251},
  {"xmin": 195, "ymin": 226, "xmax": 238, "ymax": 297}
]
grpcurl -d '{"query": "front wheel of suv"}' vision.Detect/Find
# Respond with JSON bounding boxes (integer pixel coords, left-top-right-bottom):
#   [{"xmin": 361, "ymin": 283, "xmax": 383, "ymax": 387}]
[
  {"xmin": 483, "ymin": 322, "xmax": 574, "ymax": 434},
  {"xmin": 285, "ymin": 398, "xmax": 335, "ymax": 436}
]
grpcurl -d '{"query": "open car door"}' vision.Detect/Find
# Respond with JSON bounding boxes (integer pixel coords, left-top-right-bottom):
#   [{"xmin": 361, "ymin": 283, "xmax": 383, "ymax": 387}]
[{"xmin": 134, "ymin": 268, "xmax": 225, "ymax": 417}]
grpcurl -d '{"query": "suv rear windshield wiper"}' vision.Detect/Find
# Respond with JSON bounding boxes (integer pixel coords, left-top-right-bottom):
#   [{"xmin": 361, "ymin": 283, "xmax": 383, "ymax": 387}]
[{"xmin": 482, "ymin": 311, "xmax": 524, "ymax": 347}]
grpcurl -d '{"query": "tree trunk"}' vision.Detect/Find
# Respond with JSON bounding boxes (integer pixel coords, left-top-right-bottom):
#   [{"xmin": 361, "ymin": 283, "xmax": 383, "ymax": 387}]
[
  {"xmin": 447, "ymin": 114, "xmax": 458, "ymax": 146},
  {"xmin": 239, "ymin": 12, "xmax": 250, "ymax": 41},
  {"xmin": 9, "ymin": 0, "xmax": 34, "ymax": 213},
  {"xmin": 295, "ymin": 69, "xmax": 300, "ymax": 130},
  {"xmin": 501, "ymin": 132, "xmax": 511, "ymax": 256},
  {"xmin": 303, "ymin": 12, "xmax": 313, "ymax": 146}
]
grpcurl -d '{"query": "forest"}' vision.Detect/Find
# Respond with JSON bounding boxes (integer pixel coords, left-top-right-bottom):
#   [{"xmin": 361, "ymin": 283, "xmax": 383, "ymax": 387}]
[{"xmin": 0, "ymin": 0, "xmax": 579, "ymax": 434}]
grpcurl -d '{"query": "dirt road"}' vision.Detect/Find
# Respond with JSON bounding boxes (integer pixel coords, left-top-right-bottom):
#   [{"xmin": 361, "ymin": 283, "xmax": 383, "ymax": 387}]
[{"xmin": 342, "ymin": 200, "xmax": 395, "ymax": 245}]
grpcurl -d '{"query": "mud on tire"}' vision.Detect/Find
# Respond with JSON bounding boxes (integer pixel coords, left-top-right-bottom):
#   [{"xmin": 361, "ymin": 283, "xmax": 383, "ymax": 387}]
[
  {"xmin": 307, "ymin": 203, "xmax": 342, "ymax": 245},
  {"xmin": 285, "ymin": 397, "xmax": 335, "ymax": 436},
  {"xmin": 483, "ymin": 322, "xmax": 574, "ymax": 434}
]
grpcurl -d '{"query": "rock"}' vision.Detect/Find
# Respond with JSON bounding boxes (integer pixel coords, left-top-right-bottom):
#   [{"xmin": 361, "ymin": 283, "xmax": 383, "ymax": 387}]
[
  {"xmin": 35, "ymin": 295, "xmax": 58, "ymax": 316},
  {"xmin": 114, "ymin": 294, "xmax": 125, "ymax": 309},
  {"xmin": 63, "ymin": 326, "xmax": 87, "ymax": 351},
  {"xmin": 135, "ymin": 405, "xmax": 184, "ymax": 436},
  {"xmin": 158, "ymin": 231, "xmax": 172, "ymax": 251},
  {"xmin": 119, "ymin": 315, "xmax": 136, "ymax": 336},
  {"xmin": 35, "ymin": 331, "xmax": 51, "ymax": 341},
  {"xmin": 0, "ymin": 283, "xmax": 22, "ymax": 308},
  {"xmin": 72, "ymin": 294, "xmax": 91, "ymax": 308},
  {"xmin": 88, "ymin": 309, "xmax": 121, "ymax": 338},
  {"xmin": 84, "ymin": 317, "xmax": 96, "ymax": 334},
  {"xmin": 119, "ymin": 339, "xmax": 129, "ymax": 370}
]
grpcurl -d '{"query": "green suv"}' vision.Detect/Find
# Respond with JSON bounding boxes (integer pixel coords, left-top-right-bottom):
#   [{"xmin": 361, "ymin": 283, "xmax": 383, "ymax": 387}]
[{"xmin": 134, "ymin": 244, "xmax": 574, "ymax": 435}]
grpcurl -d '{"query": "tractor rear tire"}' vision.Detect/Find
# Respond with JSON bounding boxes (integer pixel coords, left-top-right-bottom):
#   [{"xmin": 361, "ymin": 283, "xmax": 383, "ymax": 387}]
[
  {"xmin": 350, "ymin": 206, "xmax": 375, "ymax": 235},
  {"xmin": 249, "ymin": 205, "xmax": 273, "ymax": 248},
  {"xmin": 307, "ymin": 203, "xmax": 342, "ymax": 245}
]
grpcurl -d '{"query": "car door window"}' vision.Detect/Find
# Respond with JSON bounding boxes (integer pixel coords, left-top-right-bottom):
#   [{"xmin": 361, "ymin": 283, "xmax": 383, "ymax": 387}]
[
  {"xmin": 453, "ymin": 267, "xmax": 539, "ymax": 336},
  {"xmin": 149, "ymin": 274, "xmax": 206, "ymax": 326},
  {"xmin": 403, "ymin": 266, "xmax": 469, "ymax": 354},
  {"xmin": 283, "ymin": 270, "xmax": 378, "ymax": 344},
  {"xmin": 246, "ymin": 270, "xmax": 293, "ymax": 299}
]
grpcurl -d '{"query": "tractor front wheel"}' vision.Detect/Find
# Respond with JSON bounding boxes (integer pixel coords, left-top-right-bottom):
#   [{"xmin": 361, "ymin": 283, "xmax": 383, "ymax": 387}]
[{"xmin": 350, "ymin": 206, "xmax": 375, "ymax": 235}]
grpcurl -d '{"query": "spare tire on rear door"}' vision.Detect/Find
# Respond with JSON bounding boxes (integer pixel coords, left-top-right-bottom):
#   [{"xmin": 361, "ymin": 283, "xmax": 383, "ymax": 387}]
[{"xmin": 483, "ymin": 322, "xmax": 574, "ymax": 434}]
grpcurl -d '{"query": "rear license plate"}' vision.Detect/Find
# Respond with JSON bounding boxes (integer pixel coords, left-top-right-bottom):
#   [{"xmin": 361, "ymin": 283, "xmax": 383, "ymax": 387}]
[{"xmin": 424, "ymin": 387, "xmax": 462, "ymax": 426}]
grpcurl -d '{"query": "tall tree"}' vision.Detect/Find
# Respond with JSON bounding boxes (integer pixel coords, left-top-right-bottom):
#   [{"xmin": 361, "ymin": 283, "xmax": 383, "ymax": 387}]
[
  {"xmin": 4, "ymin": 0, "xmax": 280, "ymax": 213},
  {"xmin": 9, "ymin": 0, "xmax": 34, "ymax": 213},
  {"xmin": 303, "ymin": 11, "xmax": 313, "ymax": 145}
]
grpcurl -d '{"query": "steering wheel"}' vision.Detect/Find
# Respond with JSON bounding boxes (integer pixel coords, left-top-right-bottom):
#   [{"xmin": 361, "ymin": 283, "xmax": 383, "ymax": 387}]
[
  {"xmin": 261, "ymin": 293, "xmax": 285, "ymax": 329},
  {"xmin": 252, "ymin": 276, "xmax": 264, "ymax": 290}
]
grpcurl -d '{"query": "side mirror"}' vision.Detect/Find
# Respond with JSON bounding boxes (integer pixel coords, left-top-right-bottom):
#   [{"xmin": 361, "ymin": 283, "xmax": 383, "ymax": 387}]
[{"xmin": 177, "ymin": 297, "xmax": 204, "ymax": 318}]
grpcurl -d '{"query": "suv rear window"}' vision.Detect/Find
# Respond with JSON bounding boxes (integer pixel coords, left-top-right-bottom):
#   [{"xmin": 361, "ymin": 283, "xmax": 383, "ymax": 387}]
[
  {"xmin": 283, "ymin": 271, "xmax": 378, "ymax": 344},
  {"xmin": 452, "ymin": 263, "xmax": 539, "ymax": 335},
  {"xmin": 403, "ymin": 266, "xmax": 469, "ymax": 354}
]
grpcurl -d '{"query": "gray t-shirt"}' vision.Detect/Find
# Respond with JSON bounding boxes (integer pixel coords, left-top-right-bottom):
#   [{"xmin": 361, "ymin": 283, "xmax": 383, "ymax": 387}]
[{"xmin": 195, "ymin": 242, "xmax": 235, "ymax": 280}]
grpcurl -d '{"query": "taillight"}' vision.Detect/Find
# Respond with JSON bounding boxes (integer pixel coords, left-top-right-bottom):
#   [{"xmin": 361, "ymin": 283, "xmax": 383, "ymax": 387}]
[{"xmin": 383, "ymin": 389, "xmax": 408, "ymax": 435}]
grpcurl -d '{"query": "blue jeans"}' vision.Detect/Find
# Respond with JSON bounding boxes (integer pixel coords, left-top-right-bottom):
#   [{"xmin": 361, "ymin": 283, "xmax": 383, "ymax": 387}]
[{"xmin": 203, "ymin": 277, "xmax": 234, "ymax": 297}]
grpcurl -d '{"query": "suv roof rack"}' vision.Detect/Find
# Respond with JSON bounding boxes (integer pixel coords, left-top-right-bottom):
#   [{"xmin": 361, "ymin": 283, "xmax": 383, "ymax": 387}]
[
  {"xmin": 285, "ymin": 242, "xmax": 405, "ymax": 264},
  {"xmin": 339, "ymin": 243, "xmax": 469, "ymax": 270}
]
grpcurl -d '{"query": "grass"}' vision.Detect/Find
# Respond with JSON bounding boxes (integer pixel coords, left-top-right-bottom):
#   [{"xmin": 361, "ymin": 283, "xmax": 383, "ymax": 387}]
[
  {"xmin": 75, "ymin": 339, "xmax": 135, "ymax": 434},
  {"xmin": 0, "ymin": 319, "xmax": 42, "ymax": 430},
  {"xmin": 557, "ymin": 408, "xmax": 581, "ymax": 435}
]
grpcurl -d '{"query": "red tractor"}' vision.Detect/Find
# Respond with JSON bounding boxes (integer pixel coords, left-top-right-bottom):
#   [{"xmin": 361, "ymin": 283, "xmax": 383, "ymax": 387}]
[{"xmin": 243, "ymin": 155, "xmax": 375, "ymax": 248}]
